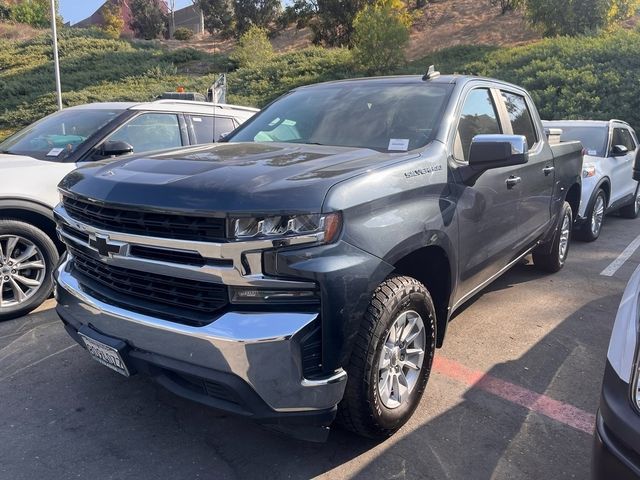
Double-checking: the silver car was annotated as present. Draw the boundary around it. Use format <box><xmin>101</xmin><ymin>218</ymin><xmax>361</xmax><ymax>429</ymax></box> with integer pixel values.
<box><xmin>544</xmin><ymin>120</ymin><xmax>640</xmax><ymax>241</ymax></box>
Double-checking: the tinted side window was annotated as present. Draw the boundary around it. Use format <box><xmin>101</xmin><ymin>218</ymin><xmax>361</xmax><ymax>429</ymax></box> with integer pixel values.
<box><xmin>455</xmin><ymin>89</ymin><xmax>502</xmax><ymax>162</ymax></box>
<box><xmin>501</xmin><ymin>91</ymin><xmax>538</xmax><ymax>148</ymax></box>
<box><xmin>190</xmin><ymin>115</ymin><xmax>236</xmax><ymax>143</ymax></box>
<box><xmin>107</xmin><ymin>113</ymin><xmax>182</xmax><ymax>154</ymax></box>
<box><xmin>622</xmin><ymin>129</ymin><xmax>637</xmax><ymax>151</ymax></box>
<box><xmin>612</xmin><ymin>128</ymin><xmax>628</xmax><ymax>153</ymax></box>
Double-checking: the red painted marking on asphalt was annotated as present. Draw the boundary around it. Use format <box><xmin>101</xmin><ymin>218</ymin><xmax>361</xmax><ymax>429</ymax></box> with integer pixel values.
<box><xmin>432</xmin><ymin>356</ymin><xmax>596</xmax><ymax>434</ymax></box>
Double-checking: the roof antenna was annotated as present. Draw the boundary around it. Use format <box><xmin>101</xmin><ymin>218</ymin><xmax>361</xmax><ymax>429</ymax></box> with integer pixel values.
<box><xmin>422</xmin><ymin>65</ymin><xmax>440</xmax><ymax>81</ymax></box>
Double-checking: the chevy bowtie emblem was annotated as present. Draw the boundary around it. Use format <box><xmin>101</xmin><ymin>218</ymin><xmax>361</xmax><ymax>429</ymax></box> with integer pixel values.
<box><xmin>88</xmin><ymin>234</ymin><xmax>122</xmax><ymax>257</ymax></box>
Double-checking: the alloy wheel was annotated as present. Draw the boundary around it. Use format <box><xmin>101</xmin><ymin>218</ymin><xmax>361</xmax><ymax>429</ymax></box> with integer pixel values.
<box><xmin>559</xmin><ymin>212</ymin><xmax>571</xmax><ymax>261</ymax></box>
<box><xmin>377</xmin><ymin>310</ymin><xmax>426</xmax><ymax>409</ymax></box>
<box><xmin>591</xmin><ymin>194</ymin><xmax>605</xmax><ymax>237</ymax></box>
<box><xmin>0</xmin><ymin>235</ymin><xmax>46</xmax><ymax>308</ymax></box>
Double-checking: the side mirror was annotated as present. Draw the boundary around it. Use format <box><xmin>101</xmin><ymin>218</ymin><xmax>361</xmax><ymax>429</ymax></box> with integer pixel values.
<box><xmin>634</xmin><ymin>151</ymin><xmax>640</xmax><ymax>181</ymax></box>
<box><xmin>460</xmin><ymin>135</ymin><xmax>529</xmax><ymax>186</ymax></box>
<box><xmin>612</xmin><ymin>144</ymin><xmax>629</xmax><ymax>157</ymax></box>
<box><xmin>216</xmin><ymin>131</ymin><xmax>231</xmax><ymax>142</ymax></box>
<box><xmin>100</xmin><ymin>140</ymin><xmax>134</xmax><ymax>157</ymax></box>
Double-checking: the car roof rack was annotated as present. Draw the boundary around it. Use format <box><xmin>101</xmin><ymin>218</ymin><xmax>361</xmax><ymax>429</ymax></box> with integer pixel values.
<box><xmin>422</xmin><ymin>65</ymin><xmax>440</xmax><ymax>81</ymax></box>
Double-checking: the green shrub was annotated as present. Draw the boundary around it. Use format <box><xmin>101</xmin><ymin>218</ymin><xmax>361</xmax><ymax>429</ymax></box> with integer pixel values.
<box><xmin>173</xmin><ymin>27</ymin><xmax>194</xmax><ymax>41</ymax></box>
<box><xmin>11</xmin><ymin>0</ymin><xmax>51</xmax><ymax>28</ymax></box>
<box><xmin>229</xmin><ymin>26</ymin><xmax>273</xmax><ymax>68</ymax></box>
<box><xmin>410</xmin><ymin>30</ymin><xmax>640</xmax><ymax>133</ymax></box>
<box><xmin>353</xmin><ymin>0</ymin><xmax>411</xmax><ymax>75</ymax></box>
<box><xmin>524</xmin><ymin>0</ymin><xmax>609</xmax><ymax>36</ymax></box>
<box><xmin>228</xmin><ymin>46</ymin><xmax>355</xmax><ymax>107</ymax></box>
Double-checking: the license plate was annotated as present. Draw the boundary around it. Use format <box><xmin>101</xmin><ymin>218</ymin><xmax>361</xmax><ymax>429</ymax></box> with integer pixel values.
<box><xmin>79</xmin><ymin>333</ymin><xmax>130</xmax><ymax>377</ymax></box>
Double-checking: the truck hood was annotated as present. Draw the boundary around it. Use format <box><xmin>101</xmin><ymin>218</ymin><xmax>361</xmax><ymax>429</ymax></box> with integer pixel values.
<box><xmin>60</xmin><ymin>142</ymin><xmax>416</xmax><ymax>214</ymax></box>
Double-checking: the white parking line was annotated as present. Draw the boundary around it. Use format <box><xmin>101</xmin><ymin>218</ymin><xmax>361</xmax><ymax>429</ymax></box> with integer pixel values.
<box><xmin>600</xmin><ymin>233</ymin><xmax>640</xmax><ymax>277</ymax></box>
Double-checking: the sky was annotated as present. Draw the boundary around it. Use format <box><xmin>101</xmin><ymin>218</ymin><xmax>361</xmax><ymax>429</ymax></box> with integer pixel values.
<box><xmin>60</xmin><ymin>0</ymin><xmax>193</xmax><ymax>25</ymax></box>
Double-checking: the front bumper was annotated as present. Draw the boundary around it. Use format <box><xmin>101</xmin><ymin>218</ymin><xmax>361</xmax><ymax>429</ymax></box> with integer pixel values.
<box><xmin>55</xmin><ymin>256</ymin><xmax>347</xmax><ymax>435</ymax></box>
<box><xmin>592</xmin><ymin>362</ymin><xmax>640</xmax><ymax>479</ymax></box>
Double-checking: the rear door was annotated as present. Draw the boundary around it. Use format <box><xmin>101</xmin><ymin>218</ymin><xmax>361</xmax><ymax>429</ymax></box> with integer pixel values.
<box><xmin>610</xmin><ymin>126</ymin><xmax>637</xmax><ymax>204</ymax></box>
<box><xmin>187</xmin><ymin>115</ymin><xmax>237</xmax><ymax>144</ymax></box>
<box><xmin>498</xmin><ymin>89</ymin><xmax>554</xmax><ymax>246</ymax></box>
<box><xmin>453</xmin><ymin>86</ymin><xmax>524</xmax><ymax>296</ymax></box>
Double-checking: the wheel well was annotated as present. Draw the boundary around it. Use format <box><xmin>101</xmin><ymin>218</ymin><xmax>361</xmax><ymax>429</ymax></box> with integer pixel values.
<box><xmin>599</xmin><ymin>180</ymin><xmax>611</xmax><ymax>206</ymax></box>
<box><xmin>393</xmin><ymin>246</ymin><xmax>451</xmax><ymax>347</ymax></box>
<box><xmin>0</xmin><ymin>208</ymin><xmax>63</xmax><ymax>252</ymax></box>
<box><xmin>565</xmin><ymin>183</ymin><xmax>581</xmax><ymax>218</ymax></box>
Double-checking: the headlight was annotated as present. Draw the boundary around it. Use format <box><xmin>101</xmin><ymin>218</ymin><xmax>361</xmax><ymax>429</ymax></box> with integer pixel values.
<box><xmin>230</xmin><ymin>212</ymin><xmax>342</xmax><ymax>243</ymax></box>
<box><xmin>583</xmin><ymin>164</ymin><xmax>596</xmax><ymax>178</ymax></box>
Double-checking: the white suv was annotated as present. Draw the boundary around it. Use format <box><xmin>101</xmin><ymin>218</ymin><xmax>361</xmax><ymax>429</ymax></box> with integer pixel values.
<box><xmin>543</xmin><ymin>120</ymin><xmax>640</xmax><ymax>241</ymax></box>
<box><xmin>0</xmin><ymin>100</ymin><xmax>257</xmax><ymax>320</ymax></box>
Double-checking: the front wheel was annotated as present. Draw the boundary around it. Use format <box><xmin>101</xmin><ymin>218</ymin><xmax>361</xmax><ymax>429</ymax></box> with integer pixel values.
<box><xmin>0</xmin><ymin>220</ymin><xmax>59</xmax><ymax>321</ymax></box>
<box><xmin>619</xmin><ymin>184</ymin><xmax>640</xmax><ymax>219</ymax></box>
<box><xmin>337</xmin><ymin>276</ymin><xmax>436</xmax><ymax>438</ymax></box>
<box><xmin>533</xmin><ymin>201</ymin><xmax>572</xmax><ymax>273</ymax></box>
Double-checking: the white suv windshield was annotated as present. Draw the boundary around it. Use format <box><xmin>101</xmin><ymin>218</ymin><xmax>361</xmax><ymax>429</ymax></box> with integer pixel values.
<box><xmin>0</xmin><ymin>108</ymin><xmax>124</xmax><ymax>161</ymax></box>
<box><xmin>229</xmin><ymin>83</ymin><xmax>453</xmax><ymax>152</ymax></box>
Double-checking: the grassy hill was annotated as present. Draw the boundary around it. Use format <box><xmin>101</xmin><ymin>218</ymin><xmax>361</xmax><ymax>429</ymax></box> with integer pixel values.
<box><xmin>1</xmin><ymin>25</ymin><xmax>640</xmax><ymax>141</ymax></box>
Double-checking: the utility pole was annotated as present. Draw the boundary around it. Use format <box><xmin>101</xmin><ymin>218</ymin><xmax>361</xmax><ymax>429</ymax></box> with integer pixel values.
<box><xmin>50</xmin><ymin>0</ymin><xmax>62</xmax><ymax>110</ymax></box>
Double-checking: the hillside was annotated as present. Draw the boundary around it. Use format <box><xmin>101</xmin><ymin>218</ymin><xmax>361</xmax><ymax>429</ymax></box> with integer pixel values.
<box><xmin>1</xmin><ymin>8</ymin><xmax>640</xmax><ymax>141</ymax></box>
<box><xmin>163</xmin><ymin>0</ymin><xmax>541</xmax><ymax>59</ymax></box>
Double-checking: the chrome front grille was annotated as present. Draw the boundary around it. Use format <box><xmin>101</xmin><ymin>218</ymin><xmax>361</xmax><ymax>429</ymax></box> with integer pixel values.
<box><xmin>62</xmin><ymin>195</ymin><xmax>227</xmax><ymax>242</ymax></box>
<box><xmin>70</xmin><ymin>247</ymin><xmax>228</xmax><ymax>326</ymax></box>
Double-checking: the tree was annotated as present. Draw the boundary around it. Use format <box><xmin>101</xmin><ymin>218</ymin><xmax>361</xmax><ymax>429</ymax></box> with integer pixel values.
<box><xmin>524</xmin><ymin>0</ymin><xmax>609</xmax><ymax>36</ymax></box>
<box><xmin>233</xmin><ymin>0</ymin><xmax>281</xmax><ymax>34</ymax></box>
<box><xmin>196</xmin><ymin>0</ymin><xmax>234</xmax><ymax>35</ymax></box>
<box><xmin>353</xmin><ymin>0</ymin><xmax>411</xmax><ymax>74</ymax></box>
<box><xmin>101</xmin><ymin>2</ymin><xmax>124</xmax><ymax>39</ymax></box>
<box><xmin>129</xmin><ymin>0</ymin><xmax>167</xmax><ymax>40</ymax></box>
<box><xmin>11</xmin><ymin>0</ymin><xmax>53</xmax><ymax>28</ymax></box>
<box><xmin>308</xmin><ymin>0</ymin><xmax>376</xmax><ymax>46</ymax></box>
<box><xmin>230</xmin><ymin>25</ymin><xmax>273</xmax><ymax>67</ymax></box>
<box><xmin>607</xmin><ymin>0</ymin><xmax>640</xmax><ymax>23</ymax></box>
<box><xmin>489</xmin><ymin>0</ymin><xmax>523</xmax><ymax>14</ymax></box>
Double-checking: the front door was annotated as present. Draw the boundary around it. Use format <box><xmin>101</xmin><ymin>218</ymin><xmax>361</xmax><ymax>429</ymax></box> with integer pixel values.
<box><xmin>453</xmin><ymin>87</ymin><xmax>524</xmax><ymax>298</ymax></box>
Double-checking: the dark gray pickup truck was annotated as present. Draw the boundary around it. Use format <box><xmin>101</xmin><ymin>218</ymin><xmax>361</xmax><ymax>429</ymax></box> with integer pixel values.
<box><xmin>53</xmin><ymin>73</ymin><xmax>583</xmax><ymax>441</ymax></box>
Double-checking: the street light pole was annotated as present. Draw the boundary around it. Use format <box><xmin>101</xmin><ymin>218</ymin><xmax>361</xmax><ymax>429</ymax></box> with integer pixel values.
<box><xmin>50</xmin><ymin>0</ymin><xmax>62</xmax><ymax>110</ymax></box>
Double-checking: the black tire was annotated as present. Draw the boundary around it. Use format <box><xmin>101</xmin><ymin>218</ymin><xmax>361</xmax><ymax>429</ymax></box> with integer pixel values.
<box><xmin>619</xmin><ymin>183</ymin><xmax>640</xmax><ymax>219</ymax></box>
<box><xmin>533</xmin><ymin>201</ymin><xmax>572</xmax><ymax>273</ymax></box>
<box><xmin>576</xmin><ymin>189</ymin><xmax>606</xmax><ymax>242</ymax></box>
<box><xmin>0</xmin><ymin>219</ymin><xmax>59</xmax><ymax>321</ymax></box>
<box><xmin>337</xmin><ymin>275</ymin><xmax>436</xmax><ymax>438</ymax></box>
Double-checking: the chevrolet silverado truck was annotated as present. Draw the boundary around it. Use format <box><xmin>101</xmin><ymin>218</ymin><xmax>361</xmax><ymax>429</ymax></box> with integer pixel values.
<box><xmin>53</xmin><ymin>73</ymin><xmax>583</xmax><ymax>441</ymax></box>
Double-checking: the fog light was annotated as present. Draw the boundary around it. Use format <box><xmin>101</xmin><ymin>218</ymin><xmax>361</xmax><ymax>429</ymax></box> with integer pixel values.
<box><xmin>229</xmin><ymin>287</ymin><xmax>319</xmax><ymax>304</ymax></box>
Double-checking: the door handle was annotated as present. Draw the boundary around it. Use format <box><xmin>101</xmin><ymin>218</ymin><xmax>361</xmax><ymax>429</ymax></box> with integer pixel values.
<box><xmin>543</xmin><ymin>166</ymin><xmax>555</xmax><ymax>176</ymax></box>
<box><xmin>506</xmin><ymin>176</ymin><xmax>522</xmax><ymax>189</ymax></box>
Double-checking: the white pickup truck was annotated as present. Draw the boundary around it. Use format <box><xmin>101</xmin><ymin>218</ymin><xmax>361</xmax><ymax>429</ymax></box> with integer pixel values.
<box><xmin>0</xmin><ymin>99</ymin><xmax>257</xmax><ymax>320</ymax></box>
<box><xmin>544</xmin><ymin>120</ymin><xmax>640</xmax><ymax>241</ymax></box>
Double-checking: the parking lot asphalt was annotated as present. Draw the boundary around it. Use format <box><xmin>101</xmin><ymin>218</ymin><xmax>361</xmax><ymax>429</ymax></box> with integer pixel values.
<box><xmin>1</xmin><ymin>214</ymin><xmax>640</xmax><ymax>480</ymax></box>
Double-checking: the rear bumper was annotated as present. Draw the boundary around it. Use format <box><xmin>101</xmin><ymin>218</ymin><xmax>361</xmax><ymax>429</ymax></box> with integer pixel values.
<box><xmin>55</xmin><ymin>256</ymin><xmax>347</xmax><ymax>434</ymax></box>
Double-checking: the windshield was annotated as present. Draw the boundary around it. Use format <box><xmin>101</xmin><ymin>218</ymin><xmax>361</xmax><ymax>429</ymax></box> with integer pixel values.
<box><xmin>556</xmin><ymin>125</ymin><xmax>609</xmax><ymax>157</ymax></box>
<box><xmin>229</xmin><ymin>83</ymin><xmax>453</xmax><ymax>152</ymax></box>
<box><xmin>0</xmin><ymin>108</ymin><xmax>124</xmax><ymax>161</ymax></box>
